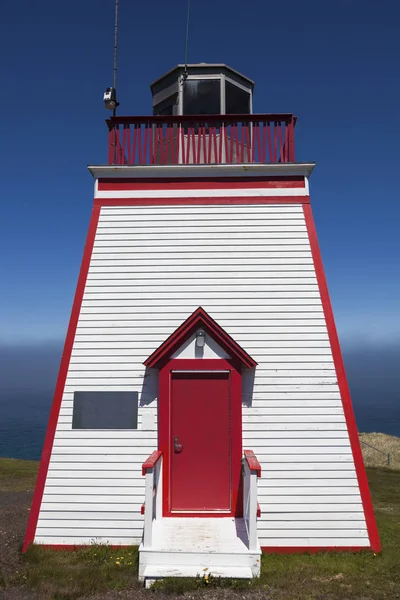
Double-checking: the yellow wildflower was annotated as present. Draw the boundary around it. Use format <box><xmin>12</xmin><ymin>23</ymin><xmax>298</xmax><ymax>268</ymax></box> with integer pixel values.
<box><xmin>116</xmin><ymin>561</ymin><xmax>120</xmax><ymax>565</ymax></box>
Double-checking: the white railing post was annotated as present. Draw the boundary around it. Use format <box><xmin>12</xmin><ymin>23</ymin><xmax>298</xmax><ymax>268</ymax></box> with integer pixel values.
<box><xmin>142</xmin><ymin>450</ymin><xmax>163</xmax><ymax>549</ymax></box>
<box><xmin>247</xmin><ymin>468</ymin><xmax>258</xmax><ymax>551</ymax></box>
<box><xmin>154</xmin><ymin>456</ymin><xmax>163</xmax><ymax>521</ymax></box>
<box><xmin>143</xmin><ymin>468</ymin><xmax>154</xmax><ymax>548</ymax></box>
<box><xmin>243</xmin><ymin>450</ymin><xmax>261</xmax><ymax>552</ymax></box>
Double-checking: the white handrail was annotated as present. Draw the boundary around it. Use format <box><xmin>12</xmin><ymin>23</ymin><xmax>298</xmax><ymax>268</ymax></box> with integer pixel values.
<box><xmin>243</xmin><ymin>450</ymin><xmax>261</xmax><ymax>551</ymax></box>
<box><xmin>142</xmin><ymin>451</ymin><xmax>163</xmax><ymax>548</ymax></box>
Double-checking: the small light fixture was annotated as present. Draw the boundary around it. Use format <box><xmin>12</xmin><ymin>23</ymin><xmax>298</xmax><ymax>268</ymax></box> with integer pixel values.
<box><xmin>103</xmin><ymin>87</ymin><xmax>119</xmax><ymax>110</ymax></box>
<box><xmin>196</xmin><ymin>329</ymin><xmax>205</xmax><ymax>348</ymax></box>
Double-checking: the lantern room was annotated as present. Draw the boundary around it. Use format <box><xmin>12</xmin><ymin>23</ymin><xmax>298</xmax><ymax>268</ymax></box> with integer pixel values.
<box><xmin>150</xmin><ymin>63</ymin><xmax>254</xmax><ymax>117</ymax></box>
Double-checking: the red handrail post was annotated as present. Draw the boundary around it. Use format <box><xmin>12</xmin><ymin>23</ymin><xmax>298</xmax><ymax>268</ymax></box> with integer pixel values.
<box><xmin>288</xmin><ymin>116</ymin><xmax>295</xmax><ymax>162</ymax></box>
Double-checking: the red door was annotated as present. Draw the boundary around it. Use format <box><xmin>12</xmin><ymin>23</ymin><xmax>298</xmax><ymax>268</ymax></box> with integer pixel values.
<box><xmin>170</xmin><ymin>371</ymin><xmax>231</xmax><ymax>512</ymax></box>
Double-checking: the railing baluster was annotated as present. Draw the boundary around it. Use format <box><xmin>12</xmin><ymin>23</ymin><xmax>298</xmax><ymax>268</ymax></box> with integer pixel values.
<box><xmin>132</xmin><ymin>124</ymin><xmax>137</xmax><ymax>164</ymax></box>
<box><xmin>253</xmin><ymin>123</ymin><xmax>261</xmax><ymax>163</ymax></box>
<box><xmin>180</xmin><ymin>124</ymin><xmax>186</xmax><ymax>164</ymax></box>
<box><xmin>137</xmin><ymin>125</ymin><xmax>143</xmax><ymax>165</ymax></box>
<box><xmin>153</xmin><ymin>124</ymin><xmax>159</xmax><ymax>165</ymax></box>
<box><xmin>208</xmin><ymin>126</ymin><xmax>213</xmax><ymax>164</ymax></box>
<box><xmin>243</xmin><ymin>123</ymin><xmax>250</xmax><ymax>163</ymax></box>
<box><xmin>173</xmin><ymin>125</ymin><xmax>179</xmax><ymax>164</ymax></box>
<box><xmin>197</xmin><ymin>125</ymin><xmax>203</xmax><ymax>164</ymax></box>
<box><xmin>143</xmin><ymin>124</ymin><xmax>149</xmax><ymax>165</ymax></box>
<box><xmin>108</xmin><ymin>125</ymin><xmax>115</xmax><ymax>164</ymax></box>
<box><xmin>288</xmin><ymin>117</ymin><xmax>295</xmax><ymax>162</ymax></box>
<box><xmin>277</xmin><ymin>122</ymin><xmax>284</xmax><ymax>163</ymax></box>
<box><xmin>191</xmin><ymin>127</ymin><xmax>197</xmax><ymax>164</ymax></box>
<box><xmin>273</xmin><ymin>122</ymin><xmax>279</xmax><ymax>162</ymax></box>
<box><xmin>122</xmin><ymin>125</ymin><xmax>128</xmax><ymax>164</ymax></box>
<box><xmin>219</xmin><ymin>123</ymin><xmax>225</xmax><ymax>164</ymax></box>
<box><xmin>202</xmin><ymin>125</ymin><xmax>208</xmax><ymax>164</ymax></box>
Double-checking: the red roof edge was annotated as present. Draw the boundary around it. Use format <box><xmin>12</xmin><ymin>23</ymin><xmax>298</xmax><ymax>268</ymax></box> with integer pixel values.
<box><xmin>144</xmin><ymin>307</ymin><xmax>257</xmax><ymax>370</ymax></box>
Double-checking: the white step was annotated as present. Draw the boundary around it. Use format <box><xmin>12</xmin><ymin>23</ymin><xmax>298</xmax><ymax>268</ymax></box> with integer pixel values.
<box><xmin>139</xmin><ymin>517</ymin><xmax>261</xmax><ymax>583</ymax></box>
<box><xmin>143</xmin><ymin>565</ymin><xmax>253</xmax><ymax>588</ymax></box>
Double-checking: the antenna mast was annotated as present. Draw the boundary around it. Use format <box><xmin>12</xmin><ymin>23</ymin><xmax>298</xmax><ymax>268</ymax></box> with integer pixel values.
<box><xmin>183</xmin><ymin>0</ymin><xmax>191</xmax><ymax>77</ymax></box>
<box><xmin>113</xmin><ymin>0</ymin><xmax>119</xmax><ymax>116</ymax></box>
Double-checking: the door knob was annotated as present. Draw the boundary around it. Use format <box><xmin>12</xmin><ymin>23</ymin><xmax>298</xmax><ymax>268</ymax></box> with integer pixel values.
<box><xmin>174</xmin><ymin>436</ymin><xmax>183</xmax><ymax>453</ymax></box>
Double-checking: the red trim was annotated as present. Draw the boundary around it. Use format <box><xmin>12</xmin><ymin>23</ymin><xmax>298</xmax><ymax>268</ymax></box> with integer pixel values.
<box><xmin>257</xmin><ymin>502</ymin><xmax>261</xmax><ymax>518</ymax></box>
<box><xmin>95</xmin><ymin>196</ymin><xmax>310</xmax><ymax>207</ymax></box>
<box><xmin>140</xmin><ymin>504</ymin><xmax>145</xmax><ymax>515</ymax></box>
<box><xmin>244</xmin><ymin>449</ymin><xmax>262</xmax><ymax>477</ymax></box>
<box><xmin>98</xmin><ymin>177</ymin><xmax>305</xmax><ymax>191</ymax></box>
<box><xmin>107</xmin><ymin>113</ymin><xmax>296</xmax><ymax>125</ymax></box>
<box><xmin>144</xmin><ymin>307</ymin><xmax>257</xmax><ymax>370</ymax></box>
<box><xmin>303</xmin><ymin>204</ymin><xmax>381</xmax><ymax>553</ymax></box>
<box><xmin>158</xmin><ymin>359</ymin><xmax>243</xmax><ymax>518</ymax></box>
<box><xmin>142</xmin><ymin>450</ymin><xmax>163</xmax><ymax>475</ymax></box>
<box><xmin>38</xmin><ymin>544</ymin><xmax>374</xmax><ymax>553</ymax></box>
<box><xmin>22</xmin><ymin>205</ymin><xmax>101</xmax><ymax>553</ymax></box>
<box><xmin>37</xmin><ymin>545</ymin><xmax>133</xmax><ymax>551</ymax></box>
<box><xmin>261</xmin><ymin>546</ymin><xmax>375</xmax><ymax>554</ymax></box>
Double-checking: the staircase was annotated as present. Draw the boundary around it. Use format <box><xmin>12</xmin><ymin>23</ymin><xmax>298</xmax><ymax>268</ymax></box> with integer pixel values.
<box><xmin>139</xmin><ymin>450</ymin><xmax>261</xmax><ymax>587</ymax></box>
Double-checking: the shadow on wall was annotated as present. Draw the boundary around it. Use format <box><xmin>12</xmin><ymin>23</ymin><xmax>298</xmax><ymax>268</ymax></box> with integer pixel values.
<box><xmin>242</xmin><ymin>368</ymin><xmax>256</xmax><ymax>407</ymax></box>
<box><xmin>140</xmin><ymin>367</ymin><xmax>159</xmax><ymax>407</ymax></box>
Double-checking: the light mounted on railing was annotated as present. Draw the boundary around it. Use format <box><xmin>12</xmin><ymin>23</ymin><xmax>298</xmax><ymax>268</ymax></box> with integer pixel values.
<box><xmin>103</xmin><ymin>87</ymin><xmax>119</xmax><ymax>111</ymax></box>
<box><xmin>196</xmin><ymin>329</ymin><xmax>205</xmax><ymax>348</ymax></box>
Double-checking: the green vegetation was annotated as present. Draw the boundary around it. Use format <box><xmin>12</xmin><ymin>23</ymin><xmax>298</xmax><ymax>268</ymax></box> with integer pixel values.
<box><xmin>360</xmin><ymin>433</ymin><xmax>400</xmax><ymax>470</ymax></box>
<box><xmin>19</xmin><ymin>544</ymin><xmax>140</xmax><ymax>598</ymax></box>
<box><xmin>0</xmin><ymin>457</ymin><xmax>38</xmax><ymax>491</ymax></box>
<box><xmin>0</xmin><ymin>447</ymin><xmax>399</xmax><ymax>599</ymax></box>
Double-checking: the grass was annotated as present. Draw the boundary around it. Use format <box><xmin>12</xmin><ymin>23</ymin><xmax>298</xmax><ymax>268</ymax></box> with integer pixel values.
<box><xmin>360</xmin><ymin>433</ymin><xmax>400</xmax><ymax>470</ymax></box>
<box><xmin>18</xmin><ymin>544</ymin><xmax>140</xmax><ymax>599</ymax></box>
<box><xmin>0</xmin><ymin>457</ymin><xmax>39</xmax><ymax>492</ymax></box>
<box><xmin>0</xmin><ymin>441</ymin><xmax>399</xmax><ymax>599</ymax></box>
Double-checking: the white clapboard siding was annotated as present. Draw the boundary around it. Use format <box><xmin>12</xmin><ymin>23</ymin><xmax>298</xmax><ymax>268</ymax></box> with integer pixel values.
<box><xmin>36</xmin><ymin>202</ymin><xmax>369</xmax><ymax>549</ymax></box>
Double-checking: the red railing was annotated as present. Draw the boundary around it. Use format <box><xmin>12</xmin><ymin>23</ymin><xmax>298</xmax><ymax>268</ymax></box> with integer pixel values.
<box><xmin>106</xmin><ymin>114</ymin><xmax>296</xmax><ymax>166</ymax></box>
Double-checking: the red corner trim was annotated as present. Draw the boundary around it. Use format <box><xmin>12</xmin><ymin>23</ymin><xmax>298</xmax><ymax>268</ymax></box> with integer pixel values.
<box><xmin>22</xmin><ymin>205</ymin><xmax>101</xmax><ymax>553</ymax></box>
<box><xmin>261</xmin><ymin>546</ymin><xmax>375</xmax><ymax>554</ymax></box>
<box><xmin>140</xmin><ymin>504</ymin><xmax>145</xmax><ymax>515</ymax></box>
<box><xmin>144</xmin><ymin>307</ymin><xmax>257</xmax><ymax>370</ymax></box>
<box><xmin>303</xmin><ymin>203</ymin><xmax>381</xmax><ymax>553</ymax></box>
<box><xmin>142</xmin><ymin>450</ymin><xmax>163</xmax><ymax>476</ymax></box>
<box><xmin>257</xmin><ymin>502</ymin><xmax>261</xmax><ymax>518</ymax></box>
<box><xmin>244</xmin><ymin>449</ymin><xmax>262</xmax><ymax>477</ymax></box>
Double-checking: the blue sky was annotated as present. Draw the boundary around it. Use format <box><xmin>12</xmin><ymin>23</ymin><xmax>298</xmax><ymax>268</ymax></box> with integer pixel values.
<box><xmin>0</xmin><ymin>0</ymin><xmax>399</xmax><ymax>346</ymax></box>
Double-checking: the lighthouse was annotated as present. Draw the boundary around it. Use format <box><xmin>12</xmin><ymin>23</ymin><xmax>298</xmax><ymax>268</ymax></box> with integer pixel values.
<box><xmin>24</xmin><ymin>63</ymin><xmax>380</xmax><ymax>583</ymax></box>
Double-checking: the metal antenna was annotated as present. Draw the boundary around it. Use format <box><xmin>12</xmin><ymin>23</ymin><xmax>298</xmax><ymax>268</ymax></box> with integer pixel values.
<box><xmin>183</xmin><ymin>0</ymin><xmax>191</xmax><ymax>77</ymax></box>
<box><xmin>113</xmin><ymin>0</ymin><xmax>119</xmax><ymax>116</ymax></box>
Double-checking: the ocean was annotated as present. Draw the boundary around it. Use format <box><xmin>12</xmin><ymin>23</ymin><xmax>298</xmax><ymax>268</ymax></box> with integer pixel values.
<box><xmin>0</xmin><ymin>342</ymin><xmax>399</xmax><ymax>461</ymax></box>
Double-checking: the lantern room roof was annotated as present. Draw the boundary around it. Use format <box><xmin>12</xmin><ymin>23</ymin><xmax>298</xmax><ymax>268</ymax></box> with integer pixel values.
<box><xmin>150</xmin><ymin>63</ymin><xmax>255</xmax><ymax>92</ymax></box>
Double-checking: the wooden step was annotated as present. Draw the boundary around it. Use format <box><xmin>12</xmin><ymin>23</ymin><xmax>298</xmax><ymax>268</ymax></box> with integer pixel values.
<box><xmin>139</xmin><ymin>517</ymin><xmax>261</xmax><ymax>583</ymax></box>
<box><xmin>143</xmin><ymin>565</ymin><xmax>253</xmax><ymax>588</ymax></box>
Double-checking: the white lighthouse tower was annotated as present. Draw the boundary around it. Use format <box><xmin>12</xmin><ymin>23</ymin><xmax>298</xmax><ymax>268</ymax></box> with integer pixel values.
<box><xmin>24</xmin><ymin>64</ymin><xmax>380</xmax><ymax>584</ymax></box>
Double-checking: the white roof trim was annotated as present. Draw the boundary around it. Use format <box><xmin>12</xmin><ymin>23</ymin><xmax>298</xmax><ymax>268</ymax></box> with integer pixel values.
<box><xmin>88</xmin><ymin>163</ymin><xmax>315</xmax><ymax>180</ymax></box>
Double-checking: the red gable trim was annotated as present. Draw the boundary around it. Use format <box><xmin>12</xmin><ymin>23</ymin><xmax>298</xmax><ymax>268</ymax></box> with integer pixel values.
<box><xmin>144</xmin><ymin>307</ymin><xmax>257</xmax><ymax>370</ymax></box>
